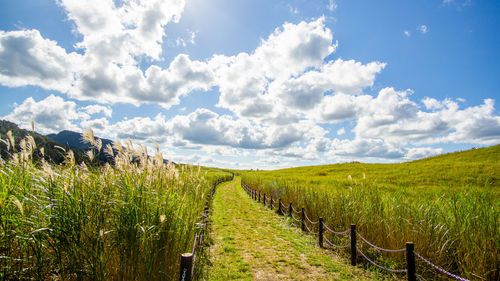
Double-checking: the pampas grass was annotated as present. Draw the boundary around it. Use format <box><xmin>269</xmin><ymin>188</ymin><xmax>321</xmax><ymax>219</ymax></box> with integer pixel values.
<box><xmin>0</xmin><ymin>130</ymin><xmax>230</xmax><ymax>280</ymax></box>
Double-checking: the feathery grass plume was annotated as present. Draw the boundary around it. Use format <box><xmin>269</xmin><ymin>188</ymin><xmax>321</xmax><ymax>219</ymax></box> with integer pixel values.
<box><xmin>82</xmin><ymin>128</ymin><xmax>95</xmax><ymax>146</ymax></box>
<box><xmin>19</xmin><ymin>139</ymin><xmax>28</xmax><ymax>163</ymax></box>
<box><xmin>347</xmin><ymin>174</ymin><xmax>352</xmax><ymax>180</ymax></box>
<box><xmin>6</xmin><ymin>130</ymin><xmax>15</xmax><ymax>151</ymax></box>
<box><xmin>41</xmin><ymin>158</ymin><xmax>53</xmax><ymax>178</ymax></box>
<box><xmin>112</xmin><ymin>140</ymin><xmax>123</xmax><ymax>155</ymax></box>
<box><xmin>54</xmin><ymin>145</ymin><xmax>66</xmax><ymax>152</ymax></box>
<box><xmin>125</xmin><ymin>138</ymin><xmax>133</xmax><ymax>152</ymax></box>
<box><xmin>86</xmin><ymin>150</ymin><xmax>95</xmax><ymax>162</ymax></box>
<box><xmin>104</xmin><ymin>143</ymin><xmax>114</xmax><ymax>157</ymax></box>
<box><xmin>67</xmin><ymin>150</ymin><xmax>75</xmax><ymax>167</ymax></box>
<box><xmin>155</xmin><ymin>152</ymin><xmax>163</xmax><ymax>167</ymax></box>
<box><xmin>40</xmin><ymin>147</ymin><xmax>45</xmax><ymax>157</ymax></box>
<box><xmin>10</xmin><ymin>195</ymin><xmax>23</xmax><ymax>215</ymax></box>
<box><xmin>26</xmin><ymin>135</ymin><xmax>36</xmax><ymax>151</ymax></box>
<box><xmin>31</xmin><ymin>120</ymin><xmax>35</xmax><ymax>132</ymax></box>
<box><xmin>0</xmin><ymin>137</ymin><xmax>10</xmax><ymax>151</ymax></box>
<box><xmin>154</xmin><ymin>142</ymin><xmax>159</xmax><ymax>153</ymax></box>
<box><xmin>94</xmin><ymin>138</ymin><xmax>102</xmax><ymax>152</ymax></box>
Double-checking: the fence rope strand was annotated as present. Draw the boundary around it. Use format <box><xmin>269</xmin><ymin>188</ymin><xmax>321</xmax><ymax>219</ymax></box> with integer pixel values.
<box><xmin>304</xmin><ymin>212</ymin><xmax>319</xmax><ymax>225</ymax></box>
<box><xmin>323</xmin><ymin>224</ymin><xmax>350</xmax><ymax>235</ymax></box>
<box><xmin>356</xmin><ymin>232</ymin><xmax>406</xmax><ymax>252</ymax></box>
<box><xmin>324</xmin><ymin>236</ymin><xmax>350</xmax><ymax>249</ymax></box>
<box><xmin>291</xmin><ymin>212</ymin><xmax>302</xmax><ymax>222</ymax></box>
<box><xmin>304</xmin><ymin>221</ymin><xmax>318</xmax><ymax>235</ymax></box>
<box><xmin>414</xmin><ymin>251</ymin><xmax>470</xmax><ymax>281</ymax></box>
<box><xmin>191</xmin><ymin>232</ymin><xmax>199</xmax><ymax>254</ymax></box>
<box><xmin>291</xmin><ymin>205</ymin><xmax>302</xmax><ymax>214</ymax></box>
<box><xmin>356</xmin><ymin>248</ymin><xmax>407</xmax><ymax>273</ymax></box>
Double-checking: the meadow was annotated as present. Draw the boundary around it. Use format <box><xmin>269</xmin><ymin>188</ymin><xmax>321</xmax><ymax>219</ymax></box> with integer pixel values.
<box><xmin>0</xmin><ymin>129</ymin><xmax>229</xmax><ymax>280</ymax></box>
<box><xmin>239</xmin><ymin>145</ymin><xmax>499</xmax><ymax>280</ymax></box>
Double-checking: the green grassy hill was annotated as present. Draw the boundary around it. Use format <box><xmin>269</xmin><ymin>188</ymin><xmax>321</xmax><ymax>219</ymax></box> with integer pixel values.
<box><xmin>237</xmin><ymin>145</ymin><xmax>499</xmax><ymax>280</ymax></box>
<box><xmin>243</xmin><ymin>144</ymin><xmax>500</xmax><ymax>191</ymax></box>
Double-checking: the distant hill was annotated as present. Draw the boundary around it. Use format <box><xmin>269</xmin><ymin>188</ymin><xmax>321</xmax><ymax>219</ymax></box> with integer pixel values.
<box><xmin>411</xmin><ymin>144</ymin><xmax>500</xmax><ymax>164</ymax></box>
<box><xmin>47</xmin><ymin>130</ymin><xmax>114</xmax><ymax>150</ymax></box>
<box><xmin>234</xmin><ymin>144</ymin><xmax>500</xmax><ymax>189</ymax></box>
<box><xmin>0</xmin><ymin>120</ymin><xmax>86</xmax><ymax>164</ymax></box>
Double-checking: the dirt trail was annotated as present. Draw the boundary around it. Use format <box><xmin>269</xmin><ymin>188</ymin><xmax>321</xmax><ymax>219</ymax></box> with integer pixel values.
<box><xmin>208</xmin><ymin>177</ymin><xmax>379</xmax><ymax>281</ymax></box>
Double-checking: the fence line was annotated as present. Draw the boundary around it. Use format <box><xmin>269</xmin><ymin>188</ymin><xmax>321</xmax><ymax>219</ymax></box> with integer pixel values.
<box><xmin>178</xmin><ymin>173</ymin><xmax>234</xmax><ymax>281</ymax></box>
<box><xmin>241</xmin><ymin>180</ymin><xmax>471</xmax><ymax>281</ymax></box>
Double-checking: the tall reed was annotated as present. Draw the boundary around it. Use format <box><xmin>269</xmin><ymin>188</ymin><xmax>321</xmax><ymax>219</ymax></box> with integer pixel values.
<box><xmin>0</xmin><ymin>130</ymin><xmax>228</xmax><ymax>280</ymax></box>
<box><xmin>240</xmin><ymin>149</ymin><xmax>499</xmax><ymax>280</ymax></box>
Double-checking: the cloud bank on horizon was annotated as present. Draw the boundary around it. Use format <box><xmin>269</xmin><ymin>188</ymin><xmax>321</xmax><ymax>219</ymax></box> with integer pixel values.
<box><xmin>0</xmin><ymin>0</ymin><xmax>499</xmax><ymax>169</ymax></box>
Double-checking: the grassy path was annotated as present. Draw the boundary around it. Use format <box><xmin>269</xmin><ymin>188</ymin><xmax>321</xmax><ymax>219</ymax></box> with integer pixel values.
<box><xmin>208</xmin><ymin>177</ymin><xmax>384</xmax><ymax>281</ymax></box>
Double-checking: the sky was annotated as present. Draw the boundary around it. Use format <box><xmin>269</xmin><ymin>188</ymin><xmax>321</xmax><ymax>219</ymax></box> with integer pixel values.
<box><xmin>0</xmin><ymin>0</ymin><xmax>499</xmax><ymax>169</ymax></box>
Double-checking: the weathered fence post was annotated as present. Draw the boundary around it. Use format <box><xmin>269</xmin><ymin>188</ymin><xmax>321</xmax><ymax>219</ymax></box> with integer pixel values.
<box><xmin>319</xmin><ymin>217</ymin><xmax>324</xmax><ymax>248</ymax></box>
<box><xmin>406</xmin><ymin>242</ymin><xmax>416</xmax><ymax>281</ymax></box>
<box><xmin>301</xmin><ymin>208</ymin><xmax>305</xmax><ymax>231</ymax></box>
<box><xmin>263</xmin><ymin>194</ymin><xmax>266</xmax><ymax>205</ymax></box>
<box><xmin>278</xmin><ymin>198</ymin><xmax>282</xmax><ymax>215</ymax></box>
<box><xmin>350</xmin><ymin>224</ymin><xmax>356</xmax><ymax>266</ymax></box>
<box><xmin>258</xmin><ymin>191</ymin><xmax>261</xmax><ymax>202</ymax></box>
<box><xmin>180</xmin><ymin>253</ymin><xmax>193</xmax><ymax>281</ymax></box>
<box><xmin>270</xmin><ymin>196</ymin><xmax>273</xmax><ymax>210</ymax></box>
<box><xmin>288</xmin><ymin>203</ymin><xmax>292</xmax><ymax>218</ymax></box>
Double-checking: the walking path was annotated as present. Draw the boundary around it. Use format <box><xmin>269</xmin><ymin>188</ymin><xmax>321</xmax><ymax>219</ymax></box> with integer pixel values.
<box><xmin>208</xmin><ymin>177</ymin><xmax>383</xmax><ymax>280</ymax></box>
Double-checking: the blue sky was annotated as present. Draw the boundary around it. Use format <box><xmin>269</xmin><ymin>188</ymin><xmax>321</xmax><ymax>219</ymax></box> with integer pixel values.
<box><xmin>0</xmin><ymin>0</ymin><xmax>499</xmax><ymax>169</ymax></box>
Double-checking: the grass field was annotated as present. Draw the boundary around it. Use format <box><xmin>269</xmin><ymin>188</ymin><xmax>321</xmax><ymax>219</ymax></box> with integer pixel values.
<box><xmin>238</xmin><ymin>145</ymin><xmax>499</xmax><ymax>280</ymax></box>
<box><xmin>209</xmin><ymin>178</ymin><xmax>384</xmax><ymax>281</ymax></box>
<box><xmin>0</xmin><ymin>131</ymin><xmax>229</xmax><ymax>280</ymax></box>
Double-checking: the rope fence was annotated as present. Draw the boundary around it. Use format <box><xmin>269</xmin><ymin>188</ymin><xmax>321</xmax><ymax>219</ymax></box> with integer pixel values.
<box><xmin>241</xmin><ymin>180</ymin><xmax>472</xmax><ymax>281</ymax></box>
<box><xmin>178</xmin><ymin>173</ymin><xmax>234</xmax><ymax>281</ymax></box>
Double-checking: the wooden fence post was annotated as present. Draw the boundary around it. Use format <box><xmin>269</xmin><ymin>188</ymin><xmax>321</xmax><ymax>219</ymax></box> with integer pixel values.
<box><xmin>406</xmin><ymin>242</ymin><xmax>416</xmax><ymax>281</ymax></box>
<box><xmin>288</xmin><ymin>203</ymin><xmax>292</xmax><ymax>218</ymax></box>
<box><xmin>258</xmin><ymin>191</ymin><xmax>261</xmax><ymax>202</ymax></box>
<box><xmin>263</xmin><ymin>194</ymin><xmax>266</xmax><ymax>205</ymax></box>
<box><xmin>301</xmin><ymin>208</ymin><xmax>305</xmax><ymax>231</ymax></box>
<box><xmin>319</xmin><ymin>217</ymin><xmax>324</xmax><ymax>248</ymax></box>
<box><xmin>180</xmin><ymin>253</ymin><xmax>193</xmax><ymax>281</ymax></box>
<box><xmin>278</xmin><ymin>198</ymin><xmax>282</xmax><ymax>215</ymax></box>
<box><xmin>350</xmin><ymin>224</ymin><xmax>356</xmax><ymax>266</ymax></box>
<box><xmin>270</xmin><ymin>196</ymin><xmax>273</xmax><ymax>210</ymax></box>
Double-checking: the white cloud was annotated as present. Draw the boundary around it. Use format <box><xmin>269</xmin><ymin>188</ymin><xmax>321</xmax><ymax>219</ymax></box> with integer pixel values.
<box><xmin>82</xmin><ymin>105</ymin><xmax>112</xmax><ymax>117</ymax></box>
<box><xmin>327</xmin><ymin>0</ymin><xmax>338</xmax><ymax>12</ymax></box>
<box><xmin>405</xmin><ymin>147</ymin><xmax>443</xmax><ymax>160</ymax></box>
<box><xmin>337</xmin><ymin>127</ymin><xmax>346</xmax><ymax>135</ymax></box>
<box><xmin>327</xmin><ymin>138</ymin><xmax>406</xmax><ymax>159</ymax></box>
<box><xmin>288</xmin><ymin>5</ymin><xmax>299</xmax><ymax>15</ymax></box>
<box><xmin>404</xmin><ymin>30</ymin><xmax>410</xmax><ymax>37</ymax></box>
<box><xmin>3</xmin><ymin>95</ymin><xmax>85</xmax><ymax>134</ymax></box>
<box><xmin>0</xmin><ymin>1</ymin><xmax>203</xmax><ymax>109</ymax></box>
<box><xmin>418</xmin><ymin>25</ymin><xmax>428</xmax><ymax>34</ymax></box>
<box><xmin>0</xmin><ymin>29</ymin><xmax>82</xmax><ymax>92</ymax></box>
<box><xmin>422</xmin><ymin>97</ymin><xmax>443</xmax><ymax>110</ymax></box>
<box><xmin>353</xmin><ymin>88</ymin><xmax>500</xmax><ymax>146</ymax></box>
<box><xmin>169</xmin><ymin>109</ymin><xmax>325</xmax><ymax>149</ymax></box>
<box><xmin>111</xmin><ymin>113</ymin><xmax>170</xmax><ymax>142</ymax></box>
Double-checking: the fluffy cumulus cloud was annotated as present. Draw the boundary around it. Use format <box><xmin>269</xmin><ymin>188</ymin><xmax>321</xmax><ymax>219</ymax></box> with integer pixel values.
<box><xmin>1</xmin><ymin>2</ymin><xmax>499</xmax><ymax>167</ymax></box>
<box><xmin>106</xmin><ymin>108</ymin><xmax>325</xmax><ymax>150</ymax></box>
<box><xmin>0</xmin><ymin>0</ymin><xmax>216</xmax><ymax>109</ymax></box>
<box><xmin>3</xmin><ymin>95</ymin><xmax>85</xmax><ymax>134</ymax></box>
<box><xmin>214</xmin><ymin>17</ymin><xmax>386</xmax><ymax>126</ymax></box>
<box><xmin>0</xmin><ymin>30</ymin><xmax>81</xmax><ymax>92</ymax></box>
